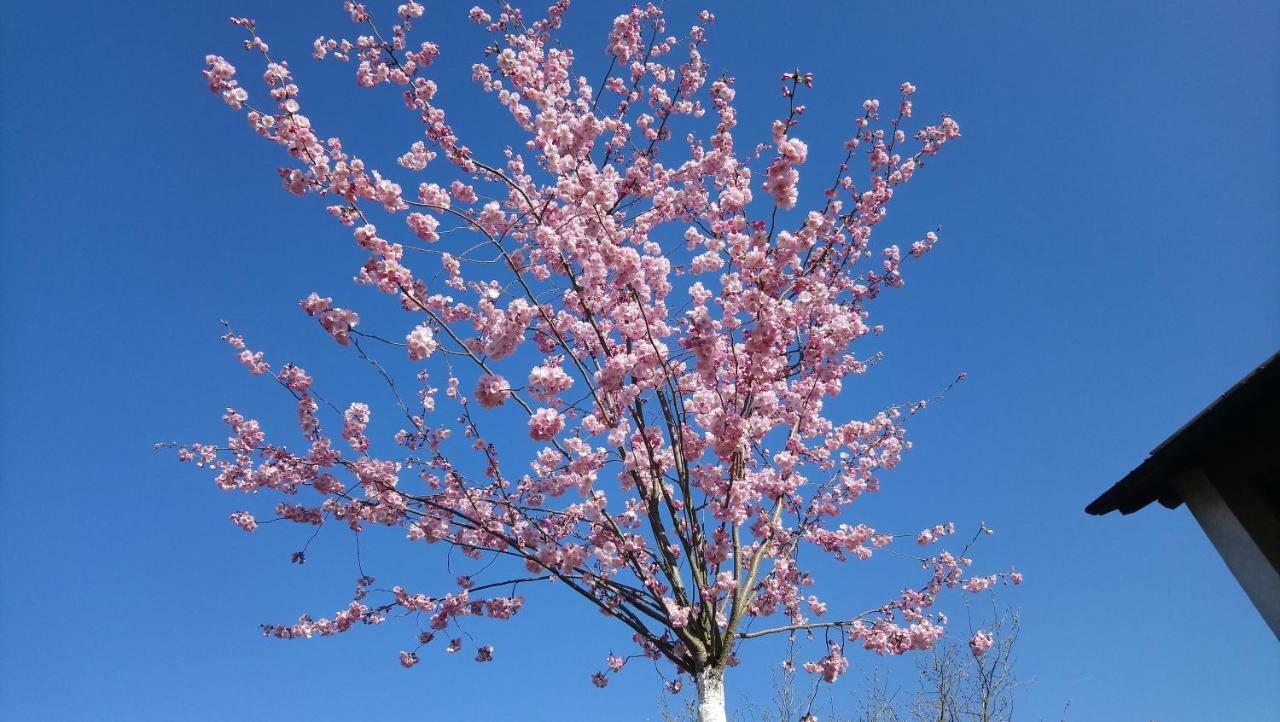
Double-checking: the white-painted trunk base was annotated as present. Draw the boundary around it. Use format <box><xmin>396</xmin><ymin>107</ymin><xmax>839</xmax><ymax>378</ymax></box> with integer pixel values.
<box><xmin>696</xmin><ymin>668</ymin><xmax>727</xmax><ymax>722</ymax></box>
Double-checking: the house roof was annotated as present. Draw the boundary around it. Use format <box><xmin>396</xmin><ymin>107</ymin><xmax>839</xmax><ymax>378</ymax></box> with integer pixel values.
<box><xmin>1086</xmin><ymin>351</ymin><xmax>1280</xmax><ymax>516</ymax></box>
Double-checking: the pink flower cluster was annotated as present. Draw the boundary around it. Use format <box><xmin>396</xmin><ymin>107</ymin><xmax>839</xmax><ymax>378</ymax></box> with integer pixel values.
<box><xmin>342</xmin><ymin>402</ymin><xmax>370</xmax><ymax>452</ymax></box>
<box><xmin>300</xmin><ymin>292</ymin><xmax>359</xmax><ymax>345</ymax></box>
<box><xmin>803</xmin><ymin>643</ymin><xmax>849</xmax><ymax>683</ymax></box>
<box><xmin>229</xmin><ymin>510</ymin><xmax>258</xmax><ymax>532</ymax></box>
<box><xmin>969</xmin><ymin>630</ymin><xmax>994</xmax><ymax>657</ymax></box>
<box><xmin>917</xmin><ymin>522</ymin><xmax>956</xmax><ymax>545</ymax></box>
<box><xmin>527</xmin><ymin>407</ymin><xmax>563</xmax><ymax>441</ymax></box>
<box><xmin>473</xmin><ymin>374</ymin><xmax>510</xmax><ymax>409</ymax></box>
<box><xmin>406</xmin><ymin>323</ymin><xmax>437</xmax><ymax>361</ymax></box>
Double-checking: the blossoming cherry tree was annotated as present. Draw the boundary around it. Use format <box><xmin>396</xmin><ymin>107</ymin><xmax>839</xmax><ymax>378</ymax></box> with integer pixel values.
<box><xmin>184</xmin><ymin>3</ymin><xmax>1018</xmax><ymax>720</ymax></box>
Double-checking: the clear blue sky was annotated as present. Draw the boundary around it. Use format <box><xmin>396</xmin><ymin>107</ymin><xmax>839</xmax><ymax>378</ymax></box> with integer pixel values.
<box><xmin>2</xmin><ymin>1</ymin><xmax>1277</xmax><ymax>720</ymax></box>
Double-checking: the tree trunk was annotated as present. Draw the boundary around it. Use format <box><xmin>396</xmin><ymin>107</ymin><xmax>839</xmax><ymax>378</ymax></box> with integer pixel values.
<box><xmin>695</xmin><ymin>666</ymin><xmax>727</xmax><ymax>722</ymax></box>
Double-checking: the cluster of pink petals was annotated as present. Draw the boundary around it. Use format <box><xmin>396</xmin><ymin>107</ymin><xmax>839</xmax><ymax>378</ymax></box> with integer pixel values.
<box><xmin>528</xmin><ymin>359</ymin><xmax>574</xmax><ymax>403</ymax></box>
<box><xmin>917</xmin><ymin>522</ymin><xmax>956</xmax><ymax>545</ymax></box>
<box><xmin>527</xmin><ymin>407</ymin><xmax>563</xmax><ymax>441</ymax></box>
<box><xmin>850</xmin><ymin>618</ymin><xmax>946</xmax><ymax>657</ymax></box>
<box><xmin>473</xmin><ymin>374</ymin><xmax>510</xmax><ymax>409</ymax></box>
<box><xmin>300</xmin><ymin>292</ymin><xmax>359</xmax><ymax>345</ymax></box>
<box><xmin>910</xmin><ymin>230</ymin><xmax>940</xmax><ymax>258</ymax></box>
<box><xmin>406</xmin><ymin>323</ymin><xmax>437</xmax><ymax>360</ymax></box>
<box><xmin>969</xmin><ymin>630</ymin><xmax>994</xmax><ymax>657</ymax></box>
<box><xmin>342</xmin><ymin>402</ymin><xmax>370</xmax><ymax>452</ymax></box>
<box><xmin>229</xmin><ymin>510</ymin><xmax>258</xmax><ymax>532</ymax></box>
<box><xmin>803</xmin><ymin>643</ymin><xmax>850</xmax><ymax>683</ymax></box>
<box><xmin>963</xmin><ymin>575</ymin><xmax>998</xmax><ymax>594</ymax></box>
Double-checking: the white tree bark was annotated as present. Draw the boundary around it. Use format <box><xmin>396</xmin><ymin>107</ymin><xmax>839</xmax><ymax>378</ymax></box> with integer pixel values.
<box><xmin>696</xmin><ymin>667</ymin><xmax>727</xmax><ymax>722</ymax></box>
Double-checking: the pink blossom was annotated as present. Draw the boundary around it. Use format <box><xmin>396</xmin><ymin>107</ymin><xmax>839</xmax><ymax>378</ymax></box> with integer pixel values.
<box><xmin>970</xmin><ymin>631</ymin><xmax>994</xmax><ymax>657</ymax></box>
<box><xmin>916</xmin><ymin>522</ymin><xmax>956</xmax><ymax>545</ymax></box>
<box><xmin>777</xmin><ymin>137</ymin><xmax>808</xmax><ymax>164</ymax></box>
<box><xmin>963</xmin><ymin>575</ymin><xmax>998</xmax><ymax>594</ymax></box>
<box><xmin>406</xmin><ymin>324</ymin><xmax>437</xmax><ymax>361</ymax></box>
<box><xmin>473</xmin><ymin>374</ymin><xmax>510</xmax><ymax>409</ymax></box>
<box><xmin>237</xmin><ymin>350</ymin><xmax>269</xmax><ymax>375</ymax></box>
<box><xmin>343</xmin><ymin>403</ymin><xmax>371</xmax><ymax>452</ymax></box>
<box><xmin>803</xmin><ymin>643</ymin><xmax>849</xmax><ymax>683</ymax></box>
<box><xmin>229</xmin><ymin>511</ymin><xmax>257</xmax><ymax>532</ymax></box>
<box><xmin>300</xmin><ymin>293</ymin><xmax>359</xmax><ymax>345</ymax></box>
<box><xmin>663</xmin><ymin>597</ymin><xmax>692</xmax><ymax>629</ymax></box>
<box><xmin>397</xmin><ymin>2</ymin><xmax>424</xmax><ymax>21</ymax></box>
<box><xmin>528</xmin><ymin>359</ymin><xmax>574</xmax><ymax>402</ymax></box>
<box><xmin>449</xmin><ymin>181</ymin><xmax>477</xmax><ymax>204</ymax></box>
<box><xmin>764</xmin><ymin>159</ymin><xmax>799</xmax><ymax>209</ymax></box>
<box><xmin>318</xmin><ymin>308</ymin><xmax>359</xmax><ymax>345</ymax></box>
<box><xmin>527</xmin><ymin>407</ymin><xmax>563</xmax><ymax>441</ymax></box>
<box><xmin>910</xmin><ymin>231</ymin><xmax>940</xmax><ymax>258</ymax></box>
<box><xmin>406</xmin><ymin>212</ymin><xmax>440</xmax><ymax>241</ymax></box>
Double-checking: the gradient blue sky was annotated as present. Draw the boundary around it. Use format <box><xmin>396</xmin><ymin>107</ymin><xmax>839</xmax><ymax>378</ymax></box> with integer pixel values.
<box><xmin>2</xmin><ymin>1</ymin><xmax>1277</xmax><ymax>720</ymax></box>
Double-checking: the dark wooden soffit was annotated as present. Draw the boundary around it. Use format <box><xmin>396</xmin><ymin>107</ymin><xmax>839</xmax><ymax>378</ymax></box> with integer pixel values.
<box><xmin>1086</xmin><ymin>351</ymin><xmax>1280</xmax><ymax>516</ymax></box>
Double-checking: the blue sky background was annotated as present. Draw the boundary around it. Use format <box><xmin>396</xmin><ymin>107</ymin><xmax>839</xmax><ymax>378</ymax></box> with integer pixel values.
<box><xmin>2</xmin><ymin>1</ymin><xmax>1277</xmax><ymax>720</ymax></box>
